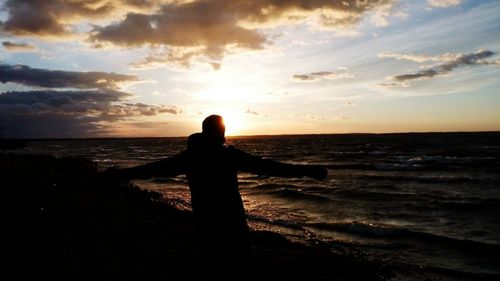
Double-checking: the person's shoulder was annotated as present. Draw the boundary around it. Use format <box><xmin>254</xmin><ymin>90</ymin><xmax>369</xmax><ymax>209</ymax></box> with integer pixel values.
<box><xmin>187</xmin><ymin>132</ymin><xmax>204</xmax><ymax>150</ymax></box>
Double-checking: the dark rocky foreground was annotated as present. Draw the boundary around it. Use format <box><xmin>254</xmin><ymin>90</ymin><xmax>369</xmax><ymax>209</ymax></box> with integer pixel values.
<box><xmin>0</xmin><ymin>153</ymin><xmax>395</xmax><ymax>281</ymax></box>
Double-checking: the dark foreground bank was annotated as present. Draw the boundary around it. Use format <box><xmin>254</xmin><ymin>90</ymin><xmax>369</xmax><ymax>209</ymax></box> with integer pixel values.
<box><xmin>0</xmin><ymin>153</ymin><xmax>494</xmax><ymax>281</ymax></box>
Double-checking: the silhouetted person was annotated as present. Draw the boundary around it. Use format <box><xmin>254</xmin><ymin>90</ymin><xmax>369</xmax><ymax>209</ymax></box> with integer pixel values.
<box><xmin>109</xmin><ymin>115</ymin><xmax>327</xmax><ymax>280</ymax></box>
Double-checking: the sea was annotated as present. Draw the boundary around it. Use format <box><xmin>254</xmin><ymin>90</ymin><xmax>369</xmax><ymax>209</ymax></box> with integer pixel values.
<box><xmin>14</xmin><ymin>132</ymin><xmax>500</xmax><ymax>280</ymax></box>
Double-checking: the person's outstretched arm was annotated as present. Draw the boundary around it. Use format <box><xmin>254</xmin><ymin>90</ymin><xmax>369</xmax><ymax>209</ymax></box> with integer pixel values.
<box><xmin>231</xmin><ymin>146</ymin><xmax>327</xmax><ymax>180</ymax></box>
<box><xmin>104</xmin><ymin>152</ymin><xmax>187</xmax><ymax>181</ymax></box>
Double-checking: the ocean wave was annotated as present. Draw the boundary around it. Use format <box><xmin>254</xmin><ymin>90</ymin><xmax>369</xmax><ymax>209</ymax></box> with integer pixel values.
<box><xmin>440</xmin><ymin>199</ymin><xmax>500</xmax><ymax>211</ymax></box>
<box><xmin>266</xmin><ymin>188</ymin><xmax>331</xmax><ymax>203</ymax></box>
<box><xmin>249</xmin><ymin>184</ymin><xmax>331</xmax><ymax>203</ymax></box>
<box><xmin>247</xmin><ymin>214</ymin><xmax>305</xmax><ymax>230</ymax></box>
<box><xmin>359</xmin><ymin>174</ymin><xmax>499</xmax><ymax>184</ymax></box>
<box><xmin>251</xmin><ymin>183</ymin><xmax>303</xmax><ymax>190</ymax></box>
<box><xmin>333</xmin><ymin>188</ymin><xmax>417</xmax><ymax>201</ymax></box>
<box><xmin>326</xmin><ymin>161</ymin><xmax>499</xmax><ymax>172</ymax></box>
<box><xmin>305</xmin><ymin>222</ymin><xmax>500</xmax><ymax>253</ymax></box>
<box><xmin>325</xmin><ymin>162</ymin><xmax>455</xmax><ymax>172</ymax></box>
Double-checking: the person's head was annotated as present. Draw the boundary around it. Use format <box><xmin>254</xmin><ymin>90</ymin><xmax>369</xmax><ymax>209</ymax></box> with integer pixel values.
<box><xmin>202</xmin><ymin>115</ymin><xmax>225</xmax><ymax>145</ymax></box>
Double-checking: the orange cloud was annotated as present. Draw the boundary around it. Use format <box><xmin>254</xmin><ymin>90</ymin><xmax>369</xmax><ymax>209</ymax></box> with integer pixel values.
<box><xmin>1</xmin><ymin>0</ymin><xmax>396</xmax><ymax>67</ymax></box>
<box><xmin>91</xmin><ymin>0</ymin><xmax>396</xmax><ymax>67</ymax></box>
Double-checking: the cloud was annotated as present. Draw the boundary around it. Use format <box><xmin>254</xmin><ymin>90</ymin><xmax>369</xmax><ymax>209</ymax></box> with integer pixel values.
<box><xmin>0</xmin><ymin>0</ymin><xmax>166</xmax><ymax>37</ymax></box>
<box><xmin>376</xmin><ymin>82</ymin><xmax>410</xmax><ymax>88</ymax></box>
<box><xmin>245</xmin><ymin>108</ymin><xmax>258</xmax><ymax>115</ymax></box>
<box><xmin>292</xmin><ymin>74</ymin><xmax>318</xmax><ymax>82</ymax></box>
<box><xmin>0</xmin><ymin>90</ymin><xmax>180</xmax><ymax>116</ymax></box>
<box><xmin>0</xmin><ymin>0</ymin><xmax>396</xmax><ymax>67</ymax></box>
<box><xmin>382</xmin><ymin>50</ymin><xmax>499</xmax><ymax>83</ymax></box>
<box><xmin>344</xmin><ymin>102</ymin><xmax>358</xmax><ymax>107</ymax></box>
<box><xmin>2</xmin><ymin>41</ymin><xmax>36</xmax><ymax>51</ymax></box>
<box><xmin>0</xmin><ymin>0</ymin><xmax>116</xmax><ymax>36</ymax></box>
<box><xmin>427</xmin><ymin>0</ymin><xmax>461</xmax><ymax>8</ymax></box>
<box><xmin>0</xmin><ymin>90</ymin><xmax>180</xmax><ymax>138</ymax></box>
<box><xmin>0</xmin><ymin>63</ymin><xmax>139</xmax><ymax>89</ymax></box>
<box><xmin>0</xmin><ymin>63</ymin><xmax>177</xmax><ymax>138</ymax></box>
<box><xmin>129</xmin><ymin>47</ymin><xmax>220</xmax><ymax>70</ymax></box>
<box><xmin>292</xmin><ymin>70</ymin><xmax>354</xmax><ymax>82</ymax></box>
<box><xmin>378</xmin><ymin>51</ymin><xmax>458</xmax><ymax>63</ymax></box>
<box><xmin>90</xmin><ymin>0</ymin><xmax>396</xmax><ymax>67</ymax></box>
<box><xmin>0</xmin><ymin>113</ymin><xmax>112</xmax><ymax>138</ymax></box>
<box><xmin>90</xmin><ymin>3</ymin><xmax>267</xmax><ymax>65</ymax></box>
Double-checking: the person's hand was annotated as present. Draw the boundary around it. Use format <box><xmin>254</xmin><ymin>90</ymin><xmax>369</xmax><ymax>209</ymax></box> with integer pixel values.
<box><xmin>306</xmin><ymin>165</ymin><xmax>328</xmax><ymax>181</ymax></box>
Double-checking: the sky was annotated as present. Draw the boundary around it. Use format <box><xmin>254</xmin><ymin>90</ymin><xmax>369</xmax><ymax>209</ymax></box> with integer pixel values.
<box><xmin>0</xmin><ymin>0</ymin><xmax>499</xmax><ymax>138</ymax></box>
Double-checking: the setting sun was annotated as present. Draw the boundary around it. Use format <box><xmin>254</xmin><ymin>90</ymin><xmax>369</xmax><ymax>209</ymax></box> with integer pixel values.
<box><xmin>199</xmin><ymin>107</ymin><xmax>249</xmax><ymax>136</ymax></box>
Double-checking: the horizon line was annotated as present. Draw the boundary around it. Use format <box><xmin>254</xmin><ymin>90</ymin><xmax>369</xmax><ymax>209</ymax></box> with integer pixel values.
<box><xmin>2</xmin><ymin>130</ymin><xmax>499</xmax><ymax>141</ymax></box>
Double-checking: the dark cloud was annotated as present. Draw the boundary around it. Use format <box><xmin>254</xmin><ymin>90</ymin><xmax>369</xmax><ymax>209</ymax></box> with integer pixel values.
<box><xmin>2</xmin><ymin>41</ymin><xmax>36</xmax><ymax>51</ymax></box>
<box><xmin>0</xmin><ymin>90</ymin><xmax>180</xmax><ymax>116</ymax></box>
<box><xmin>0</xmin><ymin>90</ymin><xmax>128</xmax><ymax>114</ymax></box>
<box><xmin>0</xmin><ymin>0</ymin><xmax>115</xmax><ymax>36</ymax></box>
<box><xmin>394</xmin><ymin>69</ymin><xmax>439</xmax><ymax>81</ymax></box>
<box><xmin>0</xmin><ymin>0</ymin><xmax>166</xmax><ymax>37</ymax></box>
<box><xmin>0</xmin><ymin>63</ymin><xmax>139</xmax><ymax>89</ymax></box>
<box><xmin>292</xmin><ymin>70</ymin><xmax>354</xmax><ymax>82</ymax></box>
<box><xmin>0</xmin><ymin>113</ymin><xmax>112</xmax><ymax>138</ymax></box>
<box><xmin>387</xmin><ymin>50</ymin><xmax>499</xmax><ymax>82</ymax></box>
<box><xmin>0</xmin><ymin>90</ymin><xmax>180</xmax><ymax>138</ymax></box>
<box><xmin>0</xmin><ymin>63</ymin><xmax>177</xmax><ymax>138</ymax></box>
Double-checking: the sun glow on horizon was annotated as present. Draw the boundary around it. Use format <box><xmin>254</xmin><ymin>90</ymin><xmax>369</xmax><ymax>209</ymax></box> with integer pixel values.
<box><xmin>199</xmin><ymin>107</ymin><xmax>249</xmax><ymax>136</ymax></box>
<box><xmin>190</xmin><ymin>73</ymin><xmax>269</xmax><ymax>136</ymax></box>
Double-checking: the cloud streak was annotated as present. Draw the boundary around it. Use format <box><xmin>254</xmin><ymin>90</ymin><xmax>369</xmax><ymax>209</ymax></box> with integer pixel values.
<box><xmin>427</xmin><ymin>0</ymin><xmax>461</xmax><ymax>8</ymax></box>
<box><xmin>2</xmin><ymin>41</ymin><xmax>36</xmax><ymax>51</ymax></box>
<box><xmin>245</xmin><ymin>108</ymin><xmax>259</xmax><ymax>115</ymax></box>
<box><xmin>292</xmin><ymin>70</ymin><xmax>354</xmax><ymax>82</ymax></box>
<box><xmin>381</xmin><ymin>50</ymin><xmax>499</xmax><ymax>83</ymax></box>
<box><xmin>0</xmin><ymin>64</ymin><xmax>139</xmax><ymax>89</ymax></box>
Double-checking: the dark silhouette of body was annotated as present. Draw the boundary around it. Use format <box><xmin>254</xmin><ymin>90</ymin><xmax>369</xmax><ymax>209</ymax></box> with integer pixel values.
<box><xmin>112</xmin><ymin>115</ymin><xmax>327</xmax><ymax>280</ymax></box>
